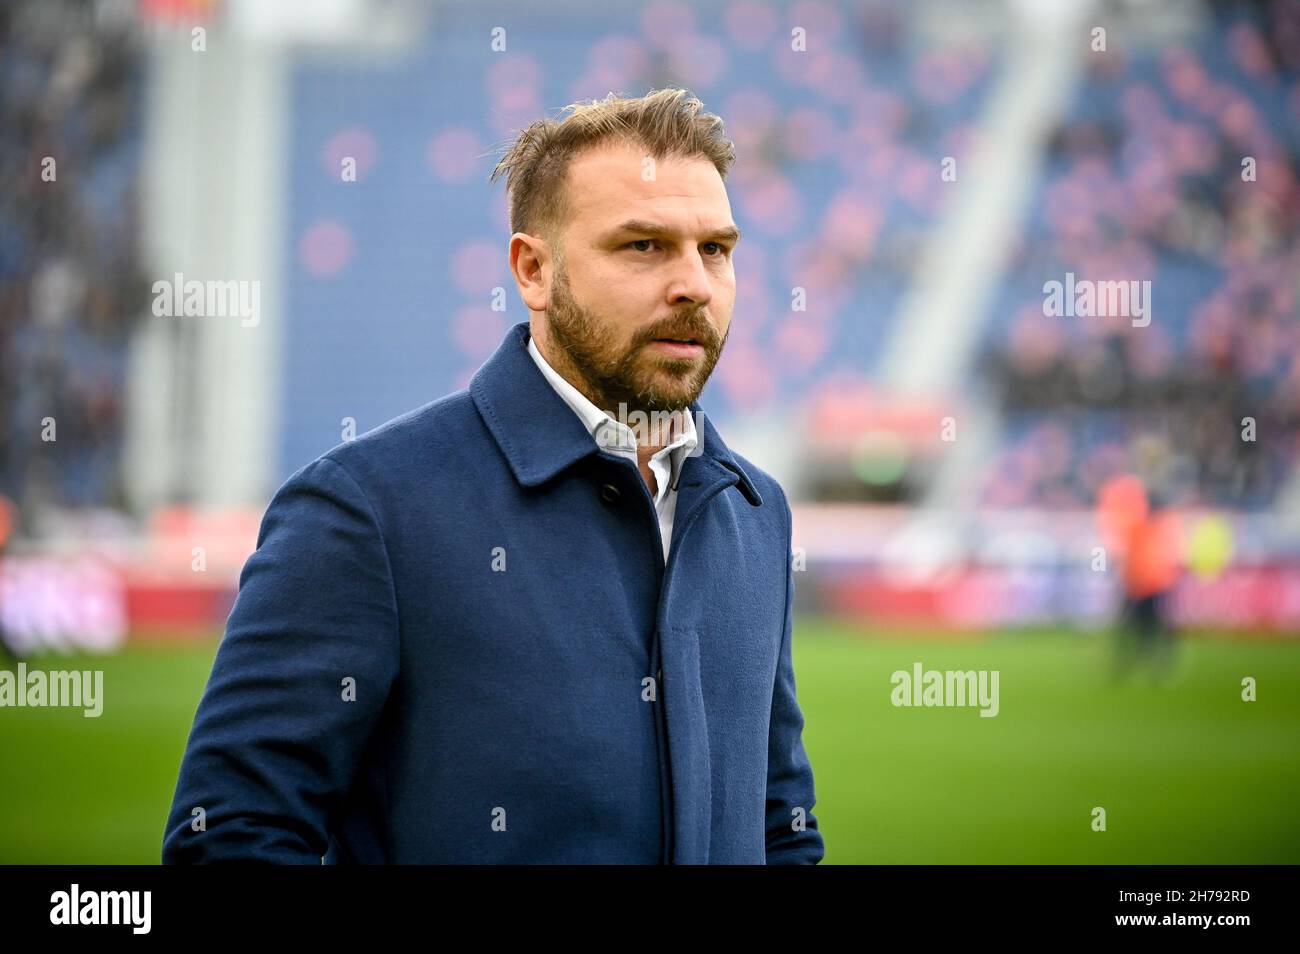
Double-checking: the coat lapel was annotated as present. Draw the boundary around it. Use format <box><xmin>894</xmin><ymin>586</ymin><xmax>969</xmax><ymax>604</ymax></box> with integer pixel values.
<box><xmin>469</xmin><ymin>321</ymin><xmax>603</xmax><ymax>488</ymax></box>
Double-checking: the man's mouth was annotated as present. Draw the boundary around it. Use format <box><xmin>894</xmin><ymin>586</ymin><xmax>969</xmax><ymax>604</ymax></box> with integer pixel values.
<box><xmin>649</xmin><ymin>338</ymin><xmax>705</xmax><ymax>356</ymax></box>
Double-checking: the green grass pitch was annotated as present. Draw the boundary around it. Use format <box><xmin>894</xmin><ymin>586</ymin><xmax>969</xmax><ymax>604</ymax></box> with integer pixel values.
<box><xmin>1</xmin><ymin>619</ymin><xmax>1296</xmax><ymax>863</ymax></box>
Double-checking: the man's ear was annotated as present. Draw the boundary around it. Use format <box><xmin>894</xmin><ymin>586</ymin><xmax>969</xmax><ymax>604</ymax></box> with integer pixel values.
<box><xmin>510</xmin><ymin>233</ymin><xmax>550</xmax><ymax>313</ymax></box>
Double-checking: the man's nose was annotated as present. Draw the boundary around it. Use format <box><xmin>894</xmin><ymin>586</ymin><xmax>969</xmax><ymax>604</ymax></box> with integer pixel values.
<box><xmin>666</xmin><ymin>249</ymin><xmax>713</xmax><ymax>306</ymax></box>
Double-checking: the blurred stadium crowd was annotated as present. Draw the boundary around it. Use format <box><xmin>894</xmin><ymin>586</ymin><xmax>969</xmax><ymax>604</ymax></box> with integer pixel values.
<box><xmin>981</xmin><ymin>0</ymin><xmax>1300</xmax><ymax>511</ymax></box>
<box><xmin>0</xmin><ymin>0</ymin><xmax>1294</xmax><ymax>526</ymax></box>
<box><xmin>0</xmin><ymin>0</ymin><xmax>147</xmax><ymax>518</ymax></box>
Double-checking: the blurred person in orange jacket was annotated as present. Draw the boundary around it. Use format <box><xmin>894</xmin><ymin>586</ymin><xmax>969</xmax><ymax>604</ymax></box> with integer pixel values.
<box><xmin>1098</xmin><ymin>475</ymin><xmax>1183</xmax><ymax>682</ymax></box>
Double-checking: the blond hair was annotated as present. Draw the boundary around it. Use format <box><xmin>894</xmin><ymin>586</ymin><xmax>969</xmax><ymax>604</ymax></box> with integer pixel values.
<box><xmin>488</xmin><ymin>88</ymin><xmax>736</xmax><ymax>252</ymax></box>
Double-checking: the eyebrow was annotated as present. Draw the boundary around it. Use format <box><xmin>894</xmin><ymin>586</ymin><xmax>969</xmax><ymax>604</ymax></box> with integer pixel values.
<box><xmin>603</xmin><ymin>219</ymin><xmax>743</xmax><ymax>246</ymax></box>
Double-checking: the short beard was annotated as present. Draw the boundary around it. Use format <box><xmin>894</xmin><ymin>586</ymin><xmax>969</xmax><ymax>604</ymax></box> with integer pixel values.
<box><xmin>545</xmin><ymin>263</ymin><xmax>727</xmax><ymax>415</ymax></box>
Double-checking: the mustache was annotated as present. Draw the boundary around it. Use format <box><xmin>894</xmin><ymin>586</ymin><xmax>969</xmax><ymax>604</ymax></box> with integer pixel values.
<box><xmin>637</xmin><ymin>312</ymin><xmax>720</xmax><ymax>348</ymax></box>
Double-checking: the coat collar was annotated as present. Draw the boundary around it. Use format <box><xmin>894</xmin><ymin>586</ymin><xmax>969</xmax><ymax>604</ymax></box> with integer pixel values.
<box><xmin>470</xmin><ymin>321</ymin><xmax>762</xmax><ymax>507</ymax></box>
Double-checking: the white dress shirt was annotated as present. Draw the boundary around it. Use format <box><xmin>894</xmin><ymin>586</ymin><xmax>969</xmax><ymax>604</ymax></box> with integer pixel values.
<box><xmin>527</xmin><ymin>334</ymin><xmax>699</xmax><ymax>562</ymax></box>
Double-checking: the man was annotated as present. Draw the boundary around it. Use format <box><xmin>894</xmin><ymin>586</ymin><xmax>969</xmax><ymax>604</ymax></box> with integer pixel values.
<box><xmin>162</xmin><ymin>88</ymin><xmax>824</xmax><ymax>864</ymax></box>
<box><xmin>1100</xmin><ymin>476</ymin><xmax>1182</xmax><ymax>684</ymax></box>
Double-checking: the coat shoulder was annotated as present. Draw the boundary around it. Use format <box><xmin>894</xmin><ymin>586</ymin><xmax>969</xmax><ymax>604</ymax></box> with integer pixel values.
<box><xmin>297</xmin><ymin>389</ymin><xmax>481</xmax><ymax>481</ymax></box>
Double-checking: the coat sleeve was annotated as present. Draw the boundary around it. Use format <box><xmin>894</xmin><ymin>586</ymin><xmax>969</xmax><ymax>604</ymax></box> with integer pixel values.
<box><xmin>161</xmin><ymin>455</ymin><xmax>400</xmax><ymax>863</ymax></box>
<box><xmin>764</xmin><ymin>486</ymin><xmax>825</xmax><ymax>864</ymax></box>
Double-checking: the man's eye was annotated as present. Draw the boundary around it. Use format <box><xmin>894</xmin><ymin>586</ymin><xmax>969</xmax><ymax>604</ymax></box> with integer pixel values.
<box><xmin>625</xmin><ymin>240</ymin><xmax>729</xmax><ymax>256</ymax></box>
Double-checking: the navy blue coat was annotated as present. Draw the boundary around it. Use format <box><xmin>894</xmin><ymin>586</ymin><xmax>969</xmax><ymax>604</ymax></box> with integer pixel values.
<box><xmin>162</xmin><ymin>320</ymin><xmax>824</xmax><ymax>864</ymax></box>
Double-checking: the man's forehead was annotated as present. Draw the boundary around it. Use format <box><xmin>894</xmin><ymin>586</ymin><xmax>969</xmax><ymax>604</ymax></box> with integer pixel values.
<box><xmin>566</xmin><ymin>141</ymin><xmax>731</xmax><ymax>231</ymax></box>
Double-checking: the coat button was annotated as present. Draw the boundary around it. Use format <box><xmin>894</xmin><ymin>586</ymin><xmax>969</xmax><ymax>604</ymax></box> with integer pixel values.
<box><xmin>599</xmin><ymin>482</ymin><xmax>622</xmax><ymax>504</ymax></box>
